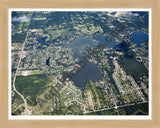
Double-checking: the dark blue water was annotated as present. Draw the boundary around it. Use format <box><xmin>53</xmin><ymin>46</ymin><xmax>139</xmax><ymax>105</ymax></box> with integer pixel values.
<box><xmin>38</xmin><ymin>36</ymin><xmax>48</xmax><ymax>45</ymax></box>
<box><xmin>93</xmin><ymin>34</ymin><xmax>116</xmax><ymax>48</ymax></box>
<box><xmin>130</xmin><ymin>31</ymin><xmax>148</xmax><ymax>47</ymax></box>
<box><xmin>46</xmin><ymin>57</ymin><xmax>50</xmax><ymax>66</ymax></box>
<box><xmin>71</xmin><ymin>63</ymin><xmax>102</xmax><ymax>89</ymax></box>
<box><xmin>41</xmin><ymin>36</ymin><xmax>48</xmax><ymax>41</ymax></box>
<box><xmin>57</xmin><ymin>37</ymin><xmax>103</xmax><ymax>89</ymax></box>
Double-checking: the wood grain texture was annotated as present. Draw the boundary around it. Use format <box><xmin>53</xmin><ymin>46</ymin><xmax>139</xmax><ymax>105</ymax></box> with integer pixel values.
<box><xmin>0</xmin><ymin>0</ymin><xmax>160</xmax><ymax>128</ymax></box>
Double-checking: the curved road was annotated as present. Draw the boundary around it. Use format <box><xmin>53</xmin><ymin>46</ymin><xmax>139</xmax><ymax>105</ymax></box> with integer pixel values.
<box><xmin>12</xmin><ymin>31</ymin><xmax>30</xmax><ymax>115</ymax></box>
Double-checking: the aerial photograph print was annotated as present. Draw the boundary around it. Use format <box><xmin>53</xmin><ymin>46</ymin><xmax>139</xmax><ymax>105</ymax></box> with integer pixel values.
<box><xmin>10</xmin><ymin>9</ymin><xmax>150</xmax><ymax>118</ymax></box>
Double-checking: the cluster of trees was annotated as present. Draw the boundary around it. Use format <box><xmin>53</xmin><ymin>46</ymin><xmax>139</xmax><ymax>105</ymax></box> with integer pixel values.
<box><xmin>15</xmin><ymin>74</ymin><xmax>51</xmax><ymax>107</ymax></box>
<box><xmin>12</xmin><ymin>106</ymin><xmax>25</xmax><ymax>115</ymax></box>
<box><xmin>118</xmin><ymin>102</ymin><xmax>148</xmax><ymax>115</ymax></box>
<box><xmin>12</xmin><ymin>32</ymin><xmax>26</xmax><ymax>43</ymax></box>
<box><xmin>119</xmin><ymin>52</ymin><xmax>148</xmax><ymax>84</ymax></box>
<box><xmin>95</xmin><ymin>86</ymin><xmax>106</xmax><ymax>105</ymax></box>
<box><xmin>85</xmin><ymin>81</ymin><xmax>97</xmax><ymax>102</ymax></box>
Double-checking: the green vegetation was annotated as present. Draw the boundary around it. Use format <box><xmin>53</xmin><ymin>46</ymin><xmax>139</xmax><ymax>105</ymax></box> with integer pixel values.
<box><xmin>85</xmin><ymin>81</ymin><xmax>97</xmax><ymax>102</ymax></box>
<box><xmin>118</xmin><ymin>102</ymin><xmax>148</xmax><ymax>115</ymax></box>
<box><xmin>11</xmin><ymin>92</ymin><xmax>24</xmax><ymax>109</ymax></box>
<box><xmin>12</xmin><ymin>32</ymin><xmax>27</xmax><ymax>43</ymax></box>
<box><xmin>31</xmin><ymin>70</ymin><xmax>40</xmax><ymax>75</ymax></box>
<box><xmin>13</xmin><ymin>106</ymin><xmax>25</xmax><ymax>115</ymax></box>
<box><xmin>95</xmin><ymin>86</ymin><xmax>107</xmax><ymax>105</ymax></box>
<box><xmin>119</xmin><ymin>53</ymin><xmax>148</xmax><ymax>83</ymax></box>
<box><xmin>67</xmin><ymin>103</ymin><xmax>81</xmax><ymax>115</ymax></box>
<box><xmin>73</xmin><ymin>24</ymin><xmax>103</xmax><ymax>35</ymax></box>
<box><xmin>12</xmin><ymin>11</ymin><xmax>33</xmax><ymax>17</ymax></box>
<box><xmin>15</xmin><ymin>74</ymin><xmax>51</xmax><ymax>106</ymax></box>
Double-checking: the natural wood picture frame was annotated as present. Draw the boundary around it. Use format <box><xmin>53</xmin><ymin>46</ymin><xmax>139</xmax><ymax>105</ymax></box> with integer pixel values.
<box><xmin>0</xmin><ymin>0</ymin><xmax>160</xmax><ymax>128</ymax></box>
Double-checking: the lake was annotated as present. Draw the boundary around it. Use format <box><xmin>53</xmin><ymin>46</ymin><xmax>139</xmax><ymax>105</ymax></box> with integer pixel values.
<box><xmin>41</xmin><ymin>36</ymin><xmax>48</xmax><ymax>41</ymax></box>
<box><xmin>46</xmin><ymin>57</ymin><xmax>50</xmax><ymax>66</ymax></box>
<box><xmin>59</xmin><ymin>37</ymin><xmax>106</xmax><ymax>89</ymax></box>
<box><xmin>38</xmin><ymin>36</ymin><xmax>48</xmax><ymax>44</ymax></box>
<box><xmin>93</xmin><ymin>34</ymin><xmax>116</xmax><ymax>48</ymax></box>
<box><xmin>130</xmin><ymin>31</ymin><xmax>148</xmax><ymax>47</ymax></box>
<box><xmin>71</xmin><ymin>63</ymin><xmax>102</xmax><ymax>89</ymax></box>
<box><xmin>69</xmin><ymin>37</ymin><xmax>97</xmax><ymax>53</ymax></box>
<box><xmin>61</xmin><ymin>37</ymin><xmax>97</xmax><ymax>61</ymax></box>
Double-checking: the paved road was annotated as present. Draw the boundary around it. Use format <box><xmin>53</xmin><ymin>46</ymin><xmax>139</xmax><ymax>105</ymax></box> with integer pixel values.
<box><xmin>83</xmin><ymin>101</ymin><xmax>148</xmax><ymax>114</ymax></box>
<box><xmin>12</xmin><ymin>31</ymin><xmax>30</xmax><ymax>115</ymax></box>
